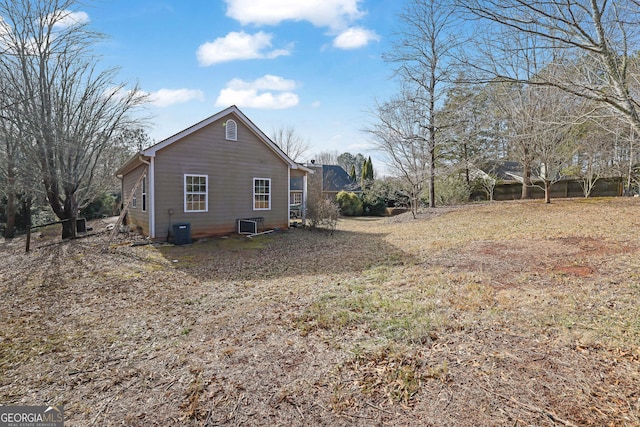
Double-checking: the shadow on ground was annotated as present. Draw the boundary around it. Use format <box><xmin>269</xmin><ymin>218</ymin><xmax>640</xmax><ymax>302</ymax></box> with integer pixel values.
<box><xmin>157</xmin><ymin>226</ymin><xmax>415</xmax><ymax>282</ymax></box>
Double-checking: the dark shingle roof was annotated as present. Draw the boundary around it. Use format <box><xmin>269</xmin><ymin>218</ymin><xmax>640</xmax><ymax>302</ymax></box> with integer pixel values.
<box><xmin>482</xmin><ymin>161</ymin><xmax>521</xmax><ymax>180</ymax></box>
<box><xmin>323</xmin><ymin>165</ymin><xmax>361</xmax><ymax>192</ymax></box>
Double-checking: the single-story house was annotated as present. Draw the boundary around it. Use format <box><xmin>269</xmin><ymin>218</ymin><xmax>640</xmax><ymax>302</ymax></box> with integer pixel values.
<box><xmin>115</xmin><ymin>105</ymin><xmax>311</xmax><ymax>240</ymax></box>
<box><xmin>470</xmin><ymin>160</ymin><xmax>622</xmax><ymax>200</ymax></box>
<box><xmin>470</xmin><ymin>160</ymin><xmax>541</xmax><ymax>183</ymax></box>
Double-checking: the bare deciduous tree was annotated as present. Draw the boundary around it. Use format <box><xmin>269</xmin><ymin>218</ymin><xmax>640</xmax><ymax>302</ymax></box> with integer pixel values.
<box><xmin>313</xmin><ymin>150</ymin><xmax>339</xmax><ymax>165</ymax></box>
<box><xmin>491</xmin><ymin>80</ymin><xmax>583</xmax><ymax>203</ymax></box>
<box><xmin>460</xmin><ymin>0</ymin><xmax>640</xmax><ymax>134</ymax></box>
<box><xmin>271</xmin><ymin>126</ymin><xmax>310</xmax><ymax>163</ymax></box>
<box><xmin>367</xmin><ymin>93</ymin><xmax>429</xmax><ymax>218</ymax></box>
<box><xmin>565</xmin><ymin>114</ymin><xmax>619</xmax><ymax>197</ymax></box>
<box><xmin>529</xmin><ymin>87</ymin><xmax>584</xmax><ymax>203</ymax></box>
<box><xmin>0</xmin><ymin>0</ymin><xmax>146</xmax><ymax>238</ymax></box>
<box><xmin>383</xmin><ymin>0</ymin><xmax>463</xmax><ymax>207</ymax></box>
<box><xmin>0</xmin><ymin>108</ymin><xmax>21</xmax><ymax>238</ymax></box>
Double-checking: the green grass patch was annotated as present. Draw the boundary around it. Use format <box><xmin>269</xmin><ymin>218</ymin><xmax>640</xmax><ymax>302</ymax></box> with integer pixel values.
<box><xmin>296</xmin><ymin>268</ymin><xmax>443</xmax><ymax>345</ymax></box>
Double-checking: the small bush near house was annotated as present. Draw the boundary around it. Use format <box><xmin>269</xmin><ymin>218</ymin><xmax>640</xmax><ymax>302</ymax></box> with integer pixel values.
<box><xmin>336</xmin><ymin>191</ymin><xmax>363</xmax><ymax>216</ymax></box>
<box><xmin>307</xmin><ymin>196</ymin><xmax>340</xmax><ymax>232</ymax></box>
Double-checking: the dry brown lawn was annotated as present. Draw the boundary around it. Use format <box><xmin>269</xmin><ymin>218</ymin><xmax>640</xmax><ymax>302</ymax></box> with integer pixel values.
<box><xmin>1</xmin><ymin>197</ymin><xmax>639</xmax><ymax>426</ymax></box>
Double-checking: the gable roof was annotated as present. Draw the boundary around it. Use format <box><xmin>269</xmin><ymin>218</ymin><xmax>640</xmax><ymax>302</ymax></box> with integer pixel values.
<box><xmin>116</xmin><ymin>105</ymin><xmax>311</xmax><ymax>176</ymax></box>
<box><xmin>487</xmin><ymin>161</ymin><xmax>524</xmax><ymax>181</ymax></box>
<box><xmin>472</xmin><ymin>161</ymin><xmax>543</xmax><ymax>183</ymax></box>
<box><xmin>322</xmin><ymin>165</ymin><xmax>361</xmax><ymax>192</ymax></box>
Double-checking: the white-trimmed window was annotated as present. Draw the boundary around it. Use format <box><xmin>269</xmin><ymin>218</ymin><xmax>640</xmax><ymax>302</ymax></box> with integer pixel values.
<box><xmin>292</xmin><ymin>192</ymin><xmax>302</xmax><ymax>205</ymax></box>
<box><xmin>141</xmin><ymin>176</ymin><xmax>147</xmax><ymax>212</ymax></box>
<box><xmin>253</xmin><ymin>178</ymin><xmax>271</xmax><ymax>210</ymax></box>
<box><xmin>185</xmin><ymin>174</ymin><xmax>208</xmax><ymax>212</ymax></box>
<box><xmin>225</xmin><ymin>119</ymin><xmax>237</xmax><ymax>141</ymax></box>
<box><xmin>132</xmin><ymin>190</ymin><xmax>137</xmax><ymax>208</ymax></box>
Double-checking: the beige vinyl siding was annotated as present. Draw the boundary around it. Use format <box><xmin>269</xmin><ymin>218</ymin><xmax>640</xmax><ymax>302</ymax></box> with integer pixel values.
<box><xmin>152</xmin><ymin>113</ymin><xmax>289</xmax><ymax>238</ymax></box>
<box><xmin>122</xmin><ymin>164</ymin><xmax>149</xmax><ymax>235</ymax></box>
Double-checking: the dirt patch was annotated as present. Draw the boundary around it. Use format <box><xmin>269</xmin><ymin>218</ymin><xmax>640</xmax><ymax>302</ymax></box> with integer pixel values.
<box><xmin>554</xmin><ymin>264</ymin><xmax>594</xmax><ymax>276</ymax></box>
<box><xmin>427</xmin><ymin>235</ymin><xmax>637</xmax><ymax>289</ymax></box>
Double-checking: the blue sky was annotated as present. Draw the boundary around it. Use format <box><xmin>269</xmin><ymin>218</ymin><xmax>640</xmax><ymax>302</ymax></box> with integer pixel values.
<box><xmin>85</xmin><ymin>0</ymin><xmax>405</xmax><ymax>163</ymax></box>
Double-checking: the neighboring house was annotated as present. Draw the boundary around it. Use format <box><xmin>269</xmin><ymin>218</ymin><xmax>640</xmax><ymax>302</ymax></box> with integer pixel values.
<box><xmin>297</xmin><ymin>162</ymin><xmax>361</xmax><ymax>202</ymax></box>
<box><xmin>470</xmin><ymin>160</ymin><xmax>622</xmax><ymax>200</ymax></box>
<box><xmin>470</xmin><ymin>161</ymin><xmax>542</xmax><ymax>183</ymax></box>
<box><xmin>289</xmin><ymin>163</ymin><xmax>360</xmax><ymax>218</ymax></box>
<box><xmin>115</xmin><ymin>105</ymin><xmax>311</xmax><ymax>240</ymax></box>
<box><xmin>321</xmin><ymin>164</ymin><xmax>362</xmax><ymax>199</ymax></box>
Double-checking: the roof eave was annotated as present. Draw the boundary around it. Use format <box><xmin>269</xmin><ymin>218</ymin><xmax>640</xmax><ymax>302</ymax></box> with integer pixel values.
<box><xmin>115</xmin><ymin>152</ymin><xmax>146</xmax><ymax>177</ymax></box>
<box><xmin>293</xmin><ymin>164</ymin><xmax>313</xmax><ymax>173</ymax></box>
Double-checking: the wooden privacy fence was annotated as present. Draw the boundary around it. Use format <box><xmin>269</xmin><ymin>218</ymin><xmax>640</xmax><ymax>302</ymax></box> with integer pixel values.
<box><xmin>472</xmin><ymin>177</ymin><xmax>623</xmax><ymax>201</ymax></box>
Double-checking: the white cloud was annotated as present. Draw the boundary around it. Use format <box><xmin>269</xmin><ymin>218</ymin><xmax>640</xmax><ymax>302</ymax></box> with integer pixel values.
<box><xmin>216</xmin><ymin>90</ymin><xmax>299</xmax><ymax>109</ymax></box>
<box><xmin>225</xmin><ymin>0</ymin><xmax>364</xmax><ymax>30</ymax></box>
<box><xmin>215</xmin><ymin>75</ymin><xmax>299</xmax><ymax>109</ymax></box>
<box><xmin>227</xmin><ymin>74</ymin><xmax>297</xmax><ymax>91</ymax></box>
<box><xmin>51</xmin><ymin>10</ymin><xmax>90</xmax><ymax>29</ymax></box>
<box><xmin>333</xmin><ymin>27</ymin><xmax>379</xmax><ymax>49</ymax></box>
<box><xmin>197</xmin><ymin>31</ymin><xmax>291</xmax><ymax>66</ymax></box>
<box><xmin>148</xmin><ymin>88</ymin><xmax>204</xmax><ymax>107</ymax></box>
<box><xmin>311</xmin><ymin>100</ymin><xmax>321</xmax><ymax>108</ymax></box>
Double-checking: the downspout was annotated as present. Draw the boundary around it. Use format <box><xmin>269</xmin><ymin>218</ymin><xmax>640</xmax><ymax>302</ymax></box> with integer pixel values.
<box><xmin>149</xmin><ymin>157</ymin><xmax>155</xmax><ymax>239</ymax></box>
<box><xmin>288</xmin><ymin>167</ymin><xmax>291</xmax><ymax>228</ymax></box>
<box><xmin>117</xmin><ymin>174</ymin><xmax>124</xmax><ymax>223</ymax></box>
<box><xmin>138</xmin><ymin>155</ymin><xmax>153</xmax><ymax>238</ymax></box>
<box><xmin>302</xmin><ymin>172</ymin><xmax>308</xmax><ymax>226</ymax></box>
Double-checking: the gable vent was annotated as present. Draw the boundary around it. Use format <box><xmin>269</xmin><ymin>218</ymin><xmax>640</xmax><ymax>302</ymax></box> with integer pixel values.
<box><xmin>225</xmin><ymin>119</ymin><xmax>237</xmax><ymax>141</ymax></box>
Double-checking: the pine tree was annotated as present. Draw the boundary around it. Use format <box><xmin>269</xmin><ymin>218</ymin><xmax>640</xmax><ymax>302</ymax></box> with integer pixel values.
<box><xmin>349</xmin><ymin>164</ymin><xmax>357</xmax><ymax>182</ymax></box>
<box><xmin>361</xmin><ymin>157</ymin><xmax>374</xmax><ymax>189</ymax></box>
<box><xmin>361</xmin><ymin>157</ymin><xmax>369</xmax><ymax>187</ymax></box>
<box><xmin>365</xmin><ymin>156</ymin><xmax>374</xmax><ymax>181</ymax></box>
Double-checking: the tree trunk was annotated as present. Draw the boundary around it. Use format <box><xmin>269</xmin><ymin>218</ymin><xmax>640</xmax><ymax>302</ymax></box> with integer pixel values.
<box><xmin>411</xmin><ymin>184</ymin><xmax>418</xmax><ymax>219</ymax></box>
<box><xmin>5</xmin><ymin>191</ymin><xmax>16</xmax><ymax>239</ymax></box>
<box><xmin>4</xmin><ymin>160</ymin><xmax>16</xmax><ymax>238</ymax></box>
<box><xmin>521</xmin><ymin>151</ymin><xmax>532</xmax><ymax>199</ymax></box>
<box><xmin>544</xmin><ymin>181</ymin><xmax>551</xmax><ymax>204</ymax></box>
<box><xmin>463</xmin><ymin>142</ymin><xmax>470</xmax><ymax>186</ymax></box>
<box><xmin>24</xmin><ymin>197</ymin><xmax>31</xmax><ymax>252</ymax></box>
<box><xmin>429</xmin><ymin>145</ymin><xmax>436</xmax><ymax>208</ymax></box>
<box><xmin>628</xmin><ymin>127</ymin><xmax>635</xmax><ymax>194</ymax></box>
<box><xmin>61</xmin><ymin>193</ymin><xmax>78</xmax><ymax>239</ymax></box>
